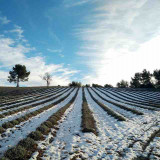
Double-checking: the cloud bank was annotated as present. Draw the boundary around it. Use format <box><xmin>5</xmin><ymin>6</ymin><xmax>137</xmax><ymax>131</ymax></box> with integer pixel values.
<box><xmin>75</xmin><ymin>0</ymin><xmax>160</xmax><ymax>86</ymax></box>
<box><xmin>0</xmin><ymin>20</ymin><xmax>78</xmax><ymax>86</ymax></box>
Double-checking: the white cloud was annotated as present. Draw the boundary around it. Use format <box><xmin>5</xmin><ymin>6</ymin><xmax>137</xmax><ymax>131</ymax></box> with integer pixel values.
<box><xmin>0</xmin><ymin>16</ymin><xmax>10</xmax><ymax>24</ymax></box>
<box><xmin>0</xmin><ymin>35</ymin><xmax>78</xmax><ymax>87</ymax></box>
<box><xmin>75</xmin><ymin>0</ymin><xmax>160</xmax><ymax>86</ymax></box>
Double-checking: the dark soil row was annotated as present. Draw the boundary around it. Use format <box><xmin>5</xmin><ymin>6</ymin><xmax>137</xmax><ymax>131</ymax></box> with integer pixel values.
<box><xmin>81</xmin><ymin>88</ymin><xmax>98</xmax><ymax>135</ymax></box>
<box><xmin>97</xmin><ymin>88</ymin><xmax>158</xmax><ymax>111</ymax></box>
<box><xmin>0</xmin><ymin>87</ymin><xmax>56</xmax><ymax>102</ymax></box>
<box><xmin>0</xmin><ymin>88</ymin><xmax>69</xmax><ymax>117</ymax></box>
<box><xmin>103</xmin><ymin>88</ymin><xmax>160</xmax><ymax>108</ymax></box>
<box><xmin>0</xmin><ymin>87</ymin><xmax>62</xmax><ymax>108</ymax></box>
<box><xmin>87</xmin><ymin>88</ymin><xmax>126</xmax><ymax>121</ymax></box>
<box><xmin>114</xmin><ymin>88</ymin><xmax>160</xmax><ymax>104</ymax></box>
<box><xmin>92</xmin><ymin>88</ymin><xmax>143</xmax><ymax>115</ymax></box>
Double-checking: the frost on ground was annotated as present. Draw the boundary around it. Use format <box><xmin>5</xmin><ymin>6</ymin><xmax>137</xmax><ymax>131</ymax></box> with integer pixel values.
<box><xmin>0</xmin><ymin>88</ymin><xmax>77</xmax><ymax>157</ymax></box>
<box><xmin>0</xmin><ymin>87</ymin><xmax>160</xmax><ymax>160</ymax></box>
<box><xmin>0</xmin><ymin>88</ymin><xmax>69</xmax><ymax>126</ymax></box>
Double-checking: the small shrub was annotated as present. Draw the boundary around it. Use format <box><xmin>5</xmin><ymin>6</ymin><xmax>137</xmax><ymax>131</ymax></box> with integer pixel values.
<box><xmin>30</xmin><ymin>112</ymin><xmax>37</xmax><ymax>116</ymax></box>
<box><xmin>33</xmin><ymin>111</ymin><xmax>39</xmax><ymax>115</ymax></box>
<box><xmin>9</xmin><ymin>110</ymin><xmax>16</xmax><ymax>115</ymax></box>
<box><xmin>17</xmin><ymin>108</ymin><xmax>21</xmax><ymax>112</ymax></box>
<box><xmin>0</xmin><ymin>126</ymin><xmax>5</xmax><ymax>133</ymax></box>
<box><xmin>0</xmin><ymin>157</ymin><xmax>10</xmax><ymax>160</ymax></box>
<box><xmin>23</xmin><ymin>115</ymin><xmax>28</xmax><ymax>120</ymax></box>
<box><xmin>29</xmin><ymin>131</ymin><xmax>43</xmax><ymax>141</ymax></box>
<box><xmin>36</xmin><ymin>110</ymin><xmax>41</xmax><ymax>113</ymax></box>
<box><xmin>44</xmin><ymin>121</ymin><xmax>53</xmax><ymax>128</ymax></box>
<box><xmin>38</xmin><ymin>109</ymin><xmax>43</xmax><ymax>113</ymax></box>
<box><xmin>27</xmin><ymin>113</ymin><xmax>33</xmax><ymax>117</ymax></box>
<box><xmin>37</xmin><ymin>124</ymin><xmax>50</xmax><ymax>135</ymax></box>
<box><xmin>51</xmin><ymin>115</ymin><xmax>59</xmax><ymax>121</ymax></box>
<box><xmin>11</xmin><ymin>120</ymin><xmax>19</xmax><ymax>125</ymax></box>
<box><xmin>4</xmin><ymin>145</ymin><xmax>27</xmax><ymax>160</ymax></box>
<box><xmin>49</xmin><ymin>118</ymin><xmax>58</xmax><ymax>125</ymax></box>
<box><xmin>19</xmin><ymin>137</ymin><xmax>36</xmax><ymax>150</ymax></box>
<box><xmin>2</xmin><ymin>122</ymin><xmax>14</xmax><ymax>129</ymax></box>
<box><xmin>0</xmin><ymin>114</ymin><xmax>4</xmax><ymax>118</ymax></box>
<box><xmin>17</xmin><ymin>117</ymin><xmax>25</xmax><ymax>123</ymax></box>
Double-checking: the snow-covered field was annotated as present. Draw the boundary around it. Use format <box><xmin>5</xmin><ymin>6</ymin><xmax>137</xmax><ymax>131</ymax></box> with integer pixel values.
<box><xmin>0</xmin><ymin>87</ymin><xmax>160</xmax><ymax>160</ymax></box>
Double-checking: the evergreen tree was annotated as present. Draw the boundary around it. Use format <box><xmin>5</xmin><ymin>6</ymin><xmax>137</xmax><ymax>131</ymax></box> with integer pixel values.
<box><xmin>130</xmin><ymin>73</ymin><xmax>141</xmax><ymax>88</ymax></box>
<box><xmin>140</xmin><ymin>69</ymin><xmax>154</xmax><ymax>88</ymax></box>
<box><xmin>8</xmin><ymin>64</ymin><xmax>30</xmax><ymax>87</ymax></box>
<box><xmin>153</xmin><ymin>69</ymin><xmax>160</xmax><ymax>88</ymax></box>
<box><xmin>69</xmin><ymin>81</ymin><xmax>81</xmax><ymax>87</ymax></box>
<box><xmin>117</xmin><ymin>80</ymin><xmax>129</xmax><ymax>88</ymax></box>
<box><xmin>104</xmin><ymin>84</ymin><xmax>113</xmax><ymax>88</ymax></box>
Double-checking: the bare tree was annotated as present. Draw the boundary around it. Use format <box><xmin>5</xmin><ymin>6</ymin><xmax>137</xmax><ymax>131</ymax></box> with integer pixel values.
<box><xmin>41</xmin><ymin>72</ymin><xmax>52</xmax><ymax>87</ymax></box>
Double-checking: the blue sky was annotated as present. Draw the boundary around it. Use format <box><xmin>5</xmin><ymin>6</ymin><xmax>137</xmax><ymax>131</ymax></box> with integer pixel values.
<box><xmin>0</xmin><ymin>0</ymin><xmax>160</xmax><ymax>86</ymax></box>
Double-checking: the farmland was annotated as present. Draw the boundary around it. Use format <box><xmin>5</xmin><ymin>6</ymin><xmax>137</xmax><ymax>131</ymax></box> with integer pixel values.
<box><xmin>0</xmin><ymin>87</ymin><xmax>160</xmax><ymax>160</ymax></box>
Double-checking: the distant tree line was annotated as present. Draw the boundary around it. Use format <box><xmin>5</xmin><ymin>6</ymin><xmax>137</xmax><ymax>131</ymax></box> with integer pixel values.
<box><xmin>68</xmin><ymin>69</ymin><xmax>160</xmax><ymax>89</ymax></box>
<box><xmin>116</xmin><ymin>69</ymin><xmax>160</xmax><ymax>88</ymax></box>
<box><xmin>69</xmin><ymin>81</ymin><xmax>82</xmax><ymax>87</ymax></box>
<box><xmin>6</xmin><ymin>65</ymin><xmax>160</xmax><ymax>89</ymax></box>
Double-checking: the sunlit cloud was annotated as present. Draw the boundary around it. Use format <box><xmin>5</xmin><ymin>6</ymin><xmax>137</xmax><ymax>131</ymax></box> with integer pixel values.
<box><xmin>75</xmin><ymin>0</ymin><xmax>160</xmax><ymax>86</ymax></box>
<box><xmin>0</xmin><ymin>25</ymin><xmax>78</xmax><ymax>86</ymax></box>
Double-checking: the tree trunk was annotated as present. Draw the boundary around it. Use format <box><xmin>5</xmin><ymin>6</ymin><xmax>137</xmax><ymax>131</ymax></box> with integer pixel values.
<box><xmin>47</xmin><ymin>81</ymin><xmax>49</xmax><ymax>87</ymax></box>
<box><xmin>17</xmin><ymin>78</ymin><xmax>19</xmax><ymax>87</ymax></box>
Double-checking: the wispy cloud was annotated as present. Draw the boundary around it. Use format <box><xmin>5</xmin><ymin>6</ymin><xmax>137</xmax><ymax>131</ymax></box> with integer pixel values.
<box><xmin>64</xmin><ymin>0</ymin><xmax>91</xmax><ymax>8</ymax></box>
<box><xmin>9</xmin><ymin>25</ymin><xmax>24</xmax><ymax>39</ymax></box>
<box><xmin>75</xmin><ymin>0</ymin><xmax>160</xmax><ymax>85</ymax></box>
<box><xmin>59</xmin><ymin>54</ymin><xmax>64</xmax><ymax>58</ymax></box>
<box><xmin>47</xmin><ymin>48</ymin><xmax>65</xmax><ymax>58</ymax></box>
<box><xmin>0</xmin><ymin>16</ymin><xmax>10</xmax><ymax>24</ymax></box>
<box><xmin>47</xmin><ymin>48</ymin><xmax>62</xmax><ymax>53</ymax></box>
